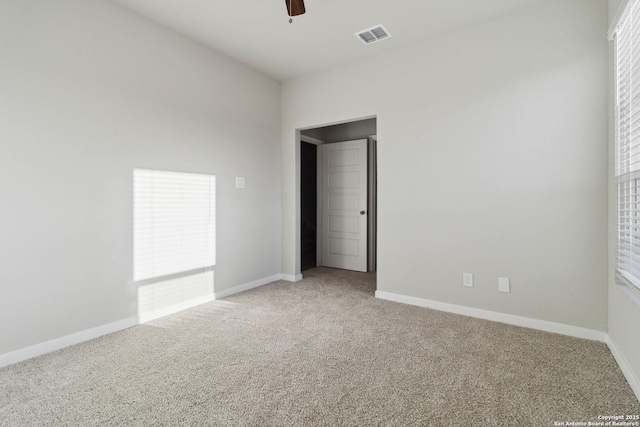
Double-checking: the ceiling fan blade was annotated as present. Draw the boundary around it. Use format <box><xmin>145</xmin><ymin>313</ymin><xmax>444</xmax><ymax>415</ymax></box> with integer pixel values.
<box><xmin>285</xmin><ymin>0</ymin><xmax>306</xmax><ymax>17</ymax></box>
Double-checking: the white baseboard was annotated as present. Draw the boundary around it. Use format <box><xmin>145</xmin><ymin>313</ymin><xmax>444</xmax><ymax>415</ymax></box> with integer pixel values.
<box><xmin>606</xmin><ymin>335</ymin><xmax>640</xmax><ymax>402</ymax></box>
<box><xmin>139</xmin><ymin>294</ymin><xmax>215</xmax><ymax>323</ymax></box>
<box><xmin>145</xmin><ymin>274</ymin><xmax>284</xmax><ymax>320</ymax></box>
<box><xmin>143</xmin><ymin>274</ymin><xmax>284</xmax><ymax>320</ymax></box>
<box><xmin>214</xmin><ymin>274</ymin><xmax>282</xmax><ymax>299</ymax></box>
<box><xmin>281</xmin><ymin>273</ymin><xmax>303</xmax><ymax>282</ymax></box>
<box><xmin>0</xmin><ymin>274</ymin><xmax>285</xmax><ymax>369</ymax></box>
<box><xmin>375</xmin><ymin>291</ymin><xmax>607</xmax><ymax>342</ymax></box>
<box><xmin>0</xmin><ymin>316</ymin><xmax>138</xmax><ymax>369</ymax></box>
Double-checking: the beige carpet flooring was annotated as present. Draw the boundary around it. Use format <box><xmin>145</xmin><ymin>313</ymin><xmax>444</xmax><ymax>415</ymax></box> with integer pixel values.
<box><xmin>0</xmin><ymin>267</ymin><xmax>638</xmax><ymax>426</ymax></box>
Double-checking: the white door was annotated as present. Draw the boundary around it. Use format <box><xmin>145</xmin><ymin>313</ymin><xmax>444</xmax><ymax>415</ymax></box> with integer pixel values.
<box><xmin>321</xmin><ymin>139</ymin><xmax>368</xmax><ymax>272</ymax></box>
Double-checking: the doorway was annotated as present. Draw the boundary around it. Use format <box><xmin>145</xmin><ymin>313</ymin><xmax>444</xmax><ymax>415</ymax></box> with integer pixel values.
<box><xmin>320</xmin><ymin>139</ymin><xmax>368</xmax><ymax>272</ymax></box>
<box><xmin>299</xmin><ymin>117</ymin><xmax>377</xmax><ymax>273</ymax></box>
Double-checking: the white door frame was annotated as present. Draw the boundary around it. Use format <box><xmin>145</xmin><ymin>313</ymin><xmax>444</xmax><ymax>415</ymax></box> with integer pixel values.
<box><xmin>299</xmin><ymin>132</ymin><xmax>377</xmax><ymax>272</ymax></box>
<box><xmin>368</xmin><ymin>136</ymin><xmax>377</xmax><ymax>272</ymax></box>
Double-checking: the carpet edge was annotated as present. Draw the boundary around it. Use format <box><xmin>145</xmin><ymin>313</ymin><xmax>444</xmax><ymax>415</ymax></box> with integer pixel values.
<box><xmin>0</xmin><ymin>316</ymin><xmax>138</xmax><ymax>369</ymax></box>
<box><xmin>606</xmin><ymin>335</ymin><xmax>640</xmax><ymax>403</ymax></box>
<box><xmin>0</xmin><ymin>273</ymin><xmax>285</xmax><ymax>370</ymax></box>
<box><xmin>374</xmin><ymin>290</ymin><xmax>607</xmax><ymax>342</ymax></box>
<box><xmin>214</xmin><ymin>274</ymin><xmax>283</xmax><ymax>299</ymax></box>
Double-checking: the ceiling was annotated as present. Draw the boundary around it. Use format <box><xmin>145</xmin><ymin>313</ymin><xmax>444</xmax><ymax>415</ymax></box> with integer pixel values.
<box><xmin>111</xmin><ymin>0</ymin><xmax>547</xmax><ymax>82</ymax></box>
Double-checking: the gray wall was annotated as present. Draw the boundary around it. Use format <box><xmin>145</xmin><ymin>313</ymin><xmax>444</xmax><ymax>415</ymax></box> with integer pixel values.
<box><xmin>282</xmin><ymin>0</ymin><xmax>608</xmax><ymax>330</ymax></box>
<box><xmin>0</xmin><ymin>0</ymin><xmax>282</xmax><ymax>355</ymax></box>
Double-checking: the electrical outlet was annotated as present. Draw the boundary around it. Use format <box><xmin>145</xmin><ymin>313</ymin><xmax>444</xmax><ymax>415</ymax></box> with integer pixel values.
<box><xmin>463</xmin><ymin>273</ymin><xmax>473</xmax><ymax>288</ymax></box>
<box><xmin>498</xmin><ymin>277</ymin><xmax>510</xmax><ymax>293</ymax></box>
<box><xmin>235</xmin><ymin>177</ymin><xmax>245</xmax><ymax>188</ymax></box>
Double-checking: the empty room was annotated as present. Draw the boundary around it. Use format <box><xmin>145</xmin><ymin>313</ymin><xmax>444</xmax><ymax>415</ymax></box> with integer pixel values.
<box><xmin>1</xmin><ymin>0</ymin><xmax>639</xmax><ymax>425</ymax></box>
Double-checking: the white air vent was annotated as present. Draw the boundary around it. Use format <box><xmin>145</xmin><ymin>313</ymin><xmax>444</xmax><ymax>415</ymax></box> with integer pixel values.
<box><xmin>355</xmin><ymin>24</ymin><xmax>391</xmax><ymax>45</ymax></box>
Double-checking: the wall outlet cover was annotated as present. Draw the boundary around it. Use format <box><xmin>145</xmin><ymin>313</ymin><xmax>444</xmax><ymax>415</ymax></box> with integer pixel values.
<box><xmin>235</xmin><ymin>177</ymin><xmax>245</xmax><ymax>188</ymax></box>
<box><xmin>463</xmin><ymin>273</ymin><xmax>473</xmax><ymax>288</ymax></box>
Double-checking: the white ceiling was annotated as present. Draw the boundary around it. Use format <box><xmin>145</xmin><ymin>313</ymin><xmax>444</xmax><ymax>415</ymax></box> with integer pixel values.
<box><xmin>111</xmin><ymin>0</ymin><xmax>547</xmax><ymax>81</ymax></box>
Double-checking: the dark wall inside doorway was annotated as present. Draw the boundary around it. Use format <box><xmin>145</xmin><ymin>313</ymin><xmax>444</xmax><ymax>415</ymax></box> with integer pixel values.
<box><xmin>301</xmin><ymin>142</ymin><xmax>317</xmax><ymax>271</ymax></box>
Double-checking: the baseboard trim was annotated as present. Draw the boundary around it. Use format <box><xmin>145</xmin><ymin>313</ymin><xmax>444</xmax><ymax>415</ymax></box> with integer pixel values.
<box><xmin>0</xmin><ymin>274</ymin><xmax>285</xmax><ymax>369</ymax></box>
<box><xmin>606</xmin><ymin>335</ymin><xmax>640</xmax><ymax>402</ymax></box>
<box><xmin>214</xmin><ymin>274</ymin><xmax>282</xmax><ymax>299</ymax></box>
<box><xmin>0</xmin><ymin>316</ymin><xmax>138</xmax><ymax>369</ymax></box>
<box><xmin>281</xmin><ymin>274</ymin><xmax>303</xmax><ymax>282</ymax></box>
<box><xmin>375</xmin><ymin>291</ymin><xmax>607</xmax><ymax>342</ymax></box>
<box><xmin>139</xmin><ymin>294</ymin><xmax>215</xmax><ymax>323</ymax></box>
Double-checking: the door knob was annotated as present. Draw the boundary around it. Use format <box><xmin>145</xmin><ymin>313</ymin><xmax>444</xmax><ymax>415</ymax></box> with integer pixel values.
<box><xmin>360</xmin><ymin>210</ymin><xmax>366</xmax><ymax>215</ymax></box>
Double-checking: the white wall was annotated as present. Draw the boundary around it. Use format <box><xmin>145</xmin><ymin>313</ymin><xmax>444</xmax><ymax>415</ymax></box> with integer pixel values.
<box><xmin>0</xmin><ymin>0</ymin><xmax>281</xmax><ymax>355</ymax></box>
<box><xmin>608</xmin><ymin>0</ymin><xmax>640</xmax><ymax>398</ymax></box>
<box><xmin>282</xmin><ymin>0</ymin><xmax>608</xmax><ymax>330</ymax></box>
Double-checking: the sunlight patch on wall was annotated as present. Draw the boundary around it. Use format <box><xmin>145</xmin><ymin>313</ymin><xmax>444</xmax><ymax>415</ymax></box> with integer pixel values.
<box><xmin>133</xmin><ymin>168</ymin><xmax>216</xmax><ymax>322</ymax></box>
<box><xmin>137</xmin><ymin>270</ymin><xmax>214</xmax><ymax>323</ymax></box>
<box><xmin>134</xmin><ymin>168</ymin><xmax>216</xmax><ymax>281</ymax></box>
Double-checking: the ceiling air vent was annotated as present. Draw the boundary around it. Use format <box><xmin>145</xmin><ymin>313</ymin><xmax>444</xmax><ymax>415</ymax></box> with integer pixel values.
<box><xmin>355</xmin><ymin>24</ymin><xmax>391</xmax><ymax>45</ymax></box>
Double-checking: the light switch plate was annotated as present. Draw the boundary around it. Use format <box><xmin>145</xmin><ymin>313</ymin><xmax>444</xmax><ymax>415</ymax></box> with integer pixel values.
<box><xmin>235</xmin><ymin>177</ymin><xmax>245</xmax><ymax>189</ymax></box>
<box><xmin>498</xmin><ymin>277</ymin><xmax>510</xmax><ymax>293</ymax></box>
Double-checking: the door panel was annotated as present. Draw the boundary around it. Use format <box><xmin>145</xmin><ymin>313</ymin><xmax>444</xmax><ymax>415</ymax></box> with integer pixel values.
<box><xmin>328</xmin><ymin>238</ymin><xmax>359</xmax><ymax>257</ymax></box>
<box><xmin>321</xmin><ymin>139</ymin><xmax>368</xmax><ymax>272</ymax></box>
<box><xmin>329</xmin><ymin>194</ymin><xmax>359</xmax><ymax>211</ymax></box>
<box><xmin>329</xmin><ymin>216</ymin><xmax>359</xmax><ymax>233</ymax></box>
<box><xmin>329</xmin><ymin>148</ymin><xmax>359</xmax><ymax>166</ymax></box>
